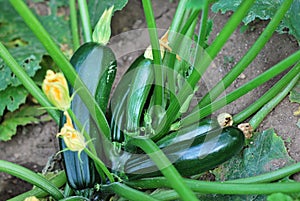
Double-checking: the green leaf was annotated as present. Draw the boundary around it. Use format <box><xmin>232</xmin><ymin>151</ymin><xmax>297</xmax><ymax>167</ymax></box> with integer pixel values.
<box><xmin>289</xmin><ymin>78</ymin><xmax>300</xmax><ymax>103</ymax></box>
<box><xmin>0</xmin><ymin>105</ymin><xmax>49</xmax><ymax>141</ymax></box>
<box><xmin>208</xmin><ymin>129</ymin><xmax>294</xmax><ymax>201</ymax></box>
<box><xmin>0</xmin><ymin>86</ymin><xmax>28</xmax><ymax>116</ymax></box>
<box><xmin>267</xmin><ymin>193</ymin><xmax>293</xmax><ymax>201</ymax></box>
<box><xmin>88</xmin><ymin>0</ymin><xmax>128</xmax><ymax>28</ymax></box>
<box><xmin>211</xmin><ymin>0</ymin><xmax>300</xmax><ymax>42</ymax></box>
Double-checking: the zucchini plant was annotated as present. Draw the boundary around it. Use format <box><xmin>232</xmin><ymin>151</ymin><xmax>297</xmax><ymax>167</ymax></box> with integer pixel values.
<box><xmin>0</xmin><ymin>0</ymin><xmax>300</xmax><ymax>200</ymax></box>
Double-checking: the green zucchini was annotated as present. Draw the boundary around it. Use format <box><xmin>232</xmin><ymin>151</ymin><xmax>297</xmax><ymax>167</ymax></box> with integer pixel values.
<box><xmin>117</xmin><ymin>121</ymin><xmax>244</xmax><ymax>180</ymax></box>
<box><xmin>110</xmin><ymin>57</ymin><xmax>153</xmax><ymax>143</ymax></box>
<box><xmin>59</xmin><ymin>42</ymin><xmax>117</xmax><ymax>190</ymax></box>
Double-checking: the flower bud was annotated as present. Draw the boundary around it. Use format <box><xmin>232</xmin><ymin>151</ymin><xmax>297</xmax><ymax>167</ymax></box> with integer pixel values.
<box><xmin>57</xmin><ymin>112</ymin><xmax>86</xmax><ymax>153</ymax></box>
<box><xmin>42</xmin><ymin>70</ymin><xmax>71</xmax><ymax>111</ymax></box>
<box><xmin>92</xmin><ymin>6</ymin><xmax>114</xmax><ymax>45</ymax></box>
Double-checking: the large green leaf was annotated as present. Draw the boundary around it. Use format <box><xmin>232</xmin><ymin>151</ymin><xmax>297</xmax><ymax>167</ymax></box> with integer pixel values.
<box><xmin>88</xmin><ymin>0</ymin><xmax>128</xmax><ymax>28</ymax></box>
<box><xmin>211</xmin><ymin>0</ymin><xmax>300</xmax><ymax>42</ymax></box>
<box><xmin>290</xmin><ymin>79</ymin><xmax>300</xmax><ymax>103</ymax></box>
<box><xmin>203</xmin><ymin>129</ymin><xmax>295</xmax><ymax>201</ymax></box>
<box><xmin>0</xmin><ymin>105</ymin><xmax>49</xmax><ymax>141</ymax></box>
<box><xmin>0</xmin><ymin>0</ymin><xmax>72</xmax><ymax>114</ymax></box>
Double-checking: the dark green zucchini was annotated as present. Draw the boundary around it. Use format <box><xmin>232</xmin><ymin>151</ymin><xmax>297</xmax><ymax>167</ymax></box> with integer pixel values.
<box><xmin>59</xmin><ymin>42</ymin><xmax>117</xmax><ymax>190</ymax></box>
<box><xmin>118</xmin><ymin>122</ymin><xmax>244</xmax><ymax>180</ymax></box>
<box><xmin>110</xmin><ymin>57</ymin><xmax>153</xmax><ymax>143</ymax></box>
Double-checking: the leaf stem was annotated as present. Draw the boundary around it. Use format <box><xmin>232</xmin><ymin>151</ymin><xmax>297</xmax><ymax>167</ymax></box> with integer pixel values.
<box><xmin>8</xmin><ymin>171</ymin><xmax>66</xmax><ymax>201</ymax></box>
<box><xmin>194</xmin><ymin>0</ymin><xmax>293</xmax><ymax>110</ymax></box>
<box><xmin>129</xmin><ymin>138</ymin><xmax>198</xmax><ymax>201</ymax></box>
<box><xmin>84</xmin><ymin>148</ymin><xmax>114</xmax><ymax>183</ymax></box>
<box><xmin>0</xmin><ymin>42</ymin><xmax>60</xmax><ymax>123</ymax></box>
<box><xmin>180</xmin><ymin>50</ymin><xmax>300</xmax><ymax>128</ymax></box>
<box><xmin>9</xmin><ymin>0</ymin><xmax>111</xmax><ymax>139</ymax></box>
<box><xmin>103</xmin><ymin>182</ymin><xmax>160</xmax><ymax>201</ymax></box>
<box><xmin>69</xmin><ymin>0</ymin><xmax>80</xmax><ymax>50</ymax></box>
<box><xmin>126</xmin><ymin>177</ymin><xmax>300</xmax><ymax>195</ymax></box>
<box><xmin>78</xmin><ymin>0</ymin><xmax>92</xmax><ymax>42</ymax></box>
<box><xmin>249</xmin><ymin>68</ymin><xmax>300</xmax><ymax>130</ymax></box>
<box><xmin>0</xmin><ymin>160</ymin><xmax>64</xmax><ymax>200</ymax></box>
<box><xmin>233</xmin><ymin>62</ymin><xmax>300</xmax><ymax>123</ymax></box>
<box><xmin>141</xmin><ymin>0</ymin><xmax>163</xmax><ymax>107</ymax></box>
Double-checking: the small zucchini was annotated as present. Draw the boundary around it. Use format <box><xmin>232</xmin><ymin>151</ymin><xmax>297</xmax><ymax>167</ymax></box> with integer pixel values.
<box><xmin>59</xmin><ymin>42</ymin><xmax>117</xmax><ymax>190</ymax></box>
<box><xmin>119</xmin><ymin>121</ymin><xmax>244</xmax><ymax>180</ymax></box>
<box><xmin>110</xmin><ymin>57</ymin><xmax>153</xmax><ymax>142</ymax></box>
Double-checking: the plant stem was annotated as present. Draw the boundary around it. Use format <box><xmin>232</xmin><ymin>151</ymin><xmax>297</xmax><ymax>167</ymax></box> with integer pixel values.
<box><xmin>70</xmin><ymin>0</ymin><xmax>80</xmax><ymax>50</ymax></box>
<box><xmin>9</xmin><ymin>0</ymin><xmax>111</xmax><ymax>139</ymax></box>
<box><xmin>141</xmin><ymin>0</ymin><xmax>163</xmax><ymax>107</ymax></box>
<box><xmin>198</xmin><ymin>0</ymin><xmax>209</xmax><ymax>48</ymax></box>
<box><xmin>78</xmin><ymin>0</ymin><xmax>92</xmax><ymax>42</ymax></box>
<box><xmin>0</xmin><ymin>42</ymin><xmax>60</xmax><ymax>123</ymax></box>
<box><xmin>169</xmin><ymin>0</ymin><xmax>189</xmax><ymax>43</ymax></box>
<box><xmin>84</xmin><ymin>148</ymin><xmax>114</xmax><ymax>183</ymax></box>
<box><xmin>126</xmin><ymin>177</ymin><xmax>300</xmax><ymax>195</ymax></box>
<box><xmin>249</xmin><ymin>69</ymin><xmax>300</xmax><ymax>130</ymax></box>
<box><xmin>0</xmin><ymin>160</ymin><xmax>64</xmax><ymax>200</ymax></box>
<box><xmin>129</xmin><ymin>138</ymin><xmax>198</xmax><ymax>201</ymax></box>
<box><xmin>194</xmin><ymin>0</ymin><xmax>293</xmax><ymax>110</ymax></box>
<box><xmin>103</xmin><ymin>182</ymin><xmax>160</xmax><ymax>201</ymax></box>
<box><xmin>180</xmin><ymin>50</ymin><xmax>300</xmax><ymax>128</ymax></box>
<box><xmin>154</xmin><ymin>0</ymin><xmax>256</xmax><ymax>141</ymax></box>
<box><xmin>233</xmin><ymin>63</ymin><xmax>300</xmax><ymax>123</ymax></box>
<box><xmin>8</xmin><ymin>171</ymin><xmax>66</xmax><ymax>201</ymax></box>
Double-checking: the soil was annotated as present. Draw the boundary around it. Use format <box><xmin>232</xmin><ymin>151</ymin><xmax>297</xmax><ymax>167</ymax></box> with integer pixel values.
<box><xmin>1</xmin><ymin>0</ymin><xmax>299</xmax><ymax>200</ymax></box>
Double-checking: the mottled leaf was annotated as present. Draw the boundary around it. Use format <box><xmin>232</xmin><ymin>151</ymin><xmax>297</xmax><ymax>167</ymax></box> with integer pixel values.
<box><xmin>211</xmin><ymin>0</ymin><xmax>300</xmax><ymax>42</ymax></box>
<box><xmin>206</xmin><ymin>129</ymin><xmax>295</xmax><ymax>201</ymax></box>
<box><xmin>289</xmin><ymin>78</ymin><xmax>300</xmax><ymax>103</ymax></box>
<box><xmin>0</xmin><ymin>105</ymin><xmax>48</xmax><ymax>141</ymax></box>
<box><xmin>88</xmin><ymin>0</ymin><xmax>128</xmax><ymax>28</ymax></box>
<box><xmin>0</xmin><ymin>86</ymin><xmax>28</xmax><ymax>116</ymax></box>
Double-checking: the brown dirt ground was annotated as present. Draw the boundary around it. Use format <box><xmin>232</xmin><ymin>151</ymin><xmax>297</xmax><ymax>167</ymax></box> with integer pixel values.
<box><xmin>1</xmin><ymin>0</ymin><xmax>300</xmax><ymax>200</ymax></box>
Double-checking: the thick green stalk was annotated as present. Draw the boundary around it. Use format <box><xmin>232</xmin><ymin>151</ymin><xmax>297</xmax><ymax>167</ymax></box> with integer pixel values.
<box><xmin>154</xmin><ymin>0</ymin><xmax>256</xmax><ymax>140</ymax></box>
<box><xmin>0</xmin><ymin>160</ymin><xmax>64</xmax><ymax>200</ymax></box>
<box><xmin>228</xmin><ymin>162</ymin><xmax>300</xmax><ymax>184</ymax></box>
<box><xmin>141</xmin><ymin>0</ymin><xmax>163</xmax><ymax>107</ymax></box>
<box><xmin>198</xmin><ymin>0</ymin><xmax>209</xmax><ymax>48</ymax></box>
<box><xmin>104</xmin><ymin>182</ymin><xmax>160</xmax><ymax>201</ymax></box>
<box><xmin>8</xmin><ymin>171</ymin><xmax>66</xmax><ymax>201</ymax></box>
<box><xmin>126</xmin><ymin>178</ymin><xmax>300</xmax><ymax>195</ymax></box>
<box><xmin>181</xmin><ymin>51</ymin><xmax>300</xmax><ymax>127</ymax></box>
<box><xmin>129</xmin><ymin>138</ymin><xmax>198</xmax><ymax>201</ymax></box>
<box><xmin>59</xmin><ymin>196</ymin><xmax>89</xmax><ymax>201</ymax></box>
<box><xmin>169</xmin><ymin>0</ymin><xmax>189</xmax><ymax>43</ymax></box>
<box><xmin>194</xmin><ymin>0</ymin><xmax>293</xmax><ymax>110</ymax></box>
<box><xmin>249</xmin><ymin>71</ymin><xmax>300</xmax><ymax>130</ymax></box>
<box><xmin>70</xmin><ymin>0</ymin><xmax>80</xmax><ymax>50</ymax></box>
<box><xmin>84</xmin><ymin>148</ymin><xmax>114</xmax><ymax>183</ymax></box>
<box><xmin>234</xmin><ymin>63</ymin><xmax>300</xmax><ymax>123</ymax></box>
<box><xmin>78</xmin><ymin>0</ymin><xmax>92</xmax><ymax>42</ymax></box>
<box><xmin>9</xmin><ymin>0</ymin><xmax>111</xmax><ymax>139</ymax></box>
<box><xmin>0</xmin><ymin>42</ymin><xmax>60</xmax><ymax>123</ymax></box>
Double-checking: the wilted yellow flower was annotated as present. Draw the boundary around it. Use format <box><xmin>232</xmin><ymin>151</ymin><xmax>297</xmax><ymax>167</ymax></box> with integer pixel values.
<box><xmin>57</xmin><ymin>112</ymin><xmax>86</xmax><ymax>153</ymax></box>
<box><xmin>144</xmin><ymin>30</ymin><xmax>181</xmax><ymax>61</ymax></box>
<box><xmin>42</xmin><ymin>70</ymin><xmax>71</xmax><ymax>111</ymax></box>
<box><xmin>24</xmin><ymin>196</ymin><xmax>40</xmax><ymax>201</ymax></box>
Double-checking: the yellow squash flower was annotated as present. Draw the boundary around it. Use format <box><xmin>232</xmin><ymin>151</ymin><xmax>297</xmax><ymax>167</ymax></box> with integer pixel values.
<box><xmin>24</xmin><ymin>196</ymin><xmax>40</xmax><ymax>201</ymax></box>
<box><xmin>42</xmin><ymin>70</ymin><xmax>71</xmax><ymax>111</ymax></box>
<box><xmin>57</xmin><ymin>112</ymin><xmax>86</xmax><ymax>154</ymax></box>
